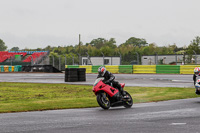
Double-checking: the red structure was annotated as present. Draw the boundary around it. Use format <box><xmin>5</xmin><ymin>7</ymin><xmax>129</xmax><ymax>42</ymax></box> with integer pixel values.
<box><xmin>0</xmin><ymin>51</ymin><xmax>27</xmax><ymax>62</ymax></box>
<box><xmin>22</xmin><ymin>52</ymin><xmax>47</xmax><ymax>63</ymax></box>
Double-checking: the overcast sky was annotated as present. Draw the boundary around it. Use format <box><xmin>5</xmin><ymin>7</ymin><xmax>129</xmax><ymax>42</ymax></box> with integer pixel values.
<box><xmin>1</xmin><ymin>0</ymin><xmax>200</xmax><ymax>49</ymax></box>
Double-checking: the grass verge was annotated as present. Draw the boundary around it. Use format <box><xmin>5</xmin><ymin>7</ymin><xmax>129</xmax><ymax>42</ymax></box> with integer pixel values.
<box><xmin>0</xmin><ymin>82</ymin><xmax>198</xmax><ymax>113</ymax></box>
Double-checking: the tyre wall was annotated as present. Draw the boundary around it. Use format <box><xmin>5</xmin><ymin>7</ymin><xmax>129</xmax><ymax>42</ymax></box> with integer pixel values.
<box><xmin>156</xmin><ymin>65</ymin><xmax>180</xmax><ymax>74</ymax></box>
<box><xmin>66</xmin><ymin>65</ymin><xmax>199</xmax><ymax>74</ymax></box>
<box><xmin>180</xmin><ymin>65</ymin><xmax>199</xmax><ymax>74</ymax></box>
<box><xmin>0</xmin><ymin>65</ymin><xmax>22</xmax><ymax>72</ymax></box>
<box><xmin>133</xmin><ymin>65</ymin><xmax>156</xmax><ymax>74</ymax></box>
<box><xmin>65</xmin><ymin>68</ymin><xmax>86</xmax><ymax>82</ymax></box>
<box><xmin>105</xmin><ymin>65</ymin><xmax>119</xmax><ymax>74</ymax></box>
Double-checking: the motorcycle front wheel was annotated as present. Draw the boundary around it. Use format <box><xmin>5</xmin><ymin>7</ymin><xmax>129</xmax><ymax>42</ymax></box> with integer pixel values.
<box><xmin>123</xmin><ymin>91</ymin><xmax>133</xmax><ymax>108</ymax></box>
<box><xmin>97</xmin><ymin>92</ymin><xmax>110</xmax><ymax>110</ymax></box>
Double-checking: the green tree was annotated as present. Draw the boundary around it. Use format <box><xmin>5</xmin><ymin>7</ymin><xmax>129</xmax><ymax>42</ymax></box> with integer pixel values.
<box><xmin>89</xmin><ymin>38</ymin><xmax>106</xmax><ymax>49</ymax></box>
<box><xmin>186</xmin><ymin>36</ymin><xmax>200</xmax><ymax>63</ymax></box>
<box><xmin>100</xmin><ymin>46</ymin><xmax>114</xmax><ymax>56</ymax></box>
<box><xmin>10</xmin><ymin>47</ymin><xmax>19</xmax><ymax>51</ymax></box>
<box><xmin>44</xmin><ymin>45</ymin><xmax>53</xmax><ymax>51</ymax></box>
<box><xmin>0</xmin><ymin>39</ymin><xmax>7</xmax><ymax>51</ymax></box>
<box><xmin>120</xmin><ymin>37</ymin><xmax>148</xmax><ymax>47</ymax></box>
<box><xmin>88</xmin><ymin>38</ymin><xmax>117</xmax><ymax>49</ymax></box>
<box><xmin>187</xmin><ymin>36</ymin><xmax>200</xmax><ymax>54</ymax></box>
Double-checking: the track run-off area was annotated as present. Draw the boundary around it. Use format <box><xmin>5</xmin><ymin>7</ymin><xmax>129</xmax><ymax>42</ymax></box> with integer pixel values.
<box><xmin>0</xmin><ymin>73</ymin><xmax>199</xmax><ymax>133</ymax></box>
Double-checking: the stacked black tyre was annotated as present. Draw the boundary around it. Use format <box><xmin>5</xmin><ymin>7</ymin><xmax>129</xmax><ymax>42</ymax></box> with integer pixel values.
<box><xmin>65</xmin><ymin>68</ymin><xmax>78</xmax><ymax>82</ymax></box>
<box><xmin>65</xmin><ymin>68</ymin><xmax>86</xmax><ymax>82</ymax></box>
<box><xmin>78</xmin><ymin>68</ymin><xmax>86</xmax><ymax>81</ymax></box>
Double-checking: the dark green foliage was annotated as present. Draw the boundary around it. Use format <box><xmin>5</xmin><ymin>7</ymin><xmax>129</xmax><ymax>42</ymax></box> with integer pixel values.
<box><xmin>0</xmin><ymin>39</ymin><xmax>7</xmax><ymax>51</ymax></box>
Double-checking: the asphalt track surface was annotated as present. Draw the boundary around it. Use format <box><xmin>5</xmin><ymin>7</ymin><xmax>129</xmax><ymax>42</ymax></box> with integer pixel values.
<box><xmin>1</xmin><ymin>98</ymin><xmax>200</xmax><ymax>133</ymax></box>
<box><xmin>0</xmin><ymin>73</ymin><xmax>194</xmax><ymax>87</ymax></box>
<box><xmin>0</xmin><ymin>73</ymin><xmax>199</xmax><ymax>133</ymax></box>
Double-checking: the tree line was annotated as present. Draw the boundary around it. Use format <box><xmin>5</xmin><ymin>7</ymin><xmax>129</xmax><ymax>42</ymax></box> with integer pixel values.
<box><xmin>1</xmin><ymin>36</ymin><xmax>200</xmax><ymax>64</ymax></box>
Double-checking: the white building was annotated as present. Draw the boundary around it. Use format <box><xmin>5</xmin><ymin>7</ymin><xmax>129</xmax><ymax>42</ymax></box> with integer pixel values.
<box><xmin>81</xmin><ymin>56</ymin><xmax>120</xmax><ymax>65</ymax></box>
<box><xmin>142</xmin><ymin>54</ymin><xmax>200</xmax><ymax>65</ymax></box>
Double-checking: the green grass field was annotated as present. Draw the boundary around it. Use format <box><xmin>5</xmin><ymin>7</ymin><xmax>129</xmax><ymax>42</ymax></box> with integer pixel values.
<box><xmin>0</xmin><ymin>82</ymin><xmax>198</xmax><ymax>113</ymax></box>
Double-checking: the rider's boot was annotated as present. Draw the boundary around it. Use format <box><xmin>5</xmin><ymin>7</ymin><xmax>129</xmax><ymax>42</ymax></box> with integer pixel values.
<box><xmin>196</xmin><ymin>89</ymin><xmax>200</xmax><ymax>95</ymax></box>
<box><xmin>119</xmin><ymin>86</ymin><xmax>129</xmax><ymax>99</ymax></box>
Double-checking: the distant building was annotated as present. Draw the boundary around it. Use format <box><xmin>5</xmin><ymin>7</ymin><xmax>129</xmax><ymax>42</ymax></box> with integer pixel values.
<box><xmin>81</xmin><ymin>56</ymin><xmax>120</xmax><ymax>65</ymax></box>
<box><xmin>141</xmin><ymin>54</ymin><xmax>200</xmax><ymax>65</ymax></box>
<box><xmin>142</xmin><ymin>55</ymin><xmax>184</xmax><ymax>65</ymax></box>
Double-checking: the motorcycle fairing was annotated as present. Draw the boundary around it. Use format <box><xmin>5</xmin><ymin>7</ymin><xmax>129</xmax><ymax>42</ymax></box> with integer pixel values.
<box><xmin>93</xmin><ymin>80</ymin><xmax>119</xmax><ymax>97</ymax></box>
<box><xmin>120</xmin><ymin>83</ymin><xmax>125</xmax><ymax>88</ymax></box>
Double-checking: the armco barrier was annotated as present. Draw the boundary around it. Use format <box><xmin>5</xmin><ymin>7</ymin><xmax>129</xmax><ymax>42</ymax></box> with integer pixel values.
<box><xmin>65</xmin><ymin>65</ymin><xmax>199</xmax><ymax>74</ymax></box>
<box><xmin>79</xmin><ymin>65</ymin><xmax>92</xmax><ymax>73</ymax></box>
<box><xmin>180</xmin><ymin>65</ymin><xmax>199</xmax><ymax>74</ymax></box>
<box><xmin>156</xmin><ymin>65</ymin><xmax>180</xmax><ymax>74</ymax></box>
<box><xmin>92</xmin><ymin>65</ymin><xmax>102</xmax><ymax>73</ymax></box>
<box><xmin>105</xmin><ymin>65</ymin><xmax>119</xmax><ymax>73</ymax></box>
<box><xmin>65</xmin><ymin>65</ymin><xmax>79</xmax><ymax>68</ymax></box>
<box><xmin>133</xmin><ymin>65</ymin><xmax>156</xmax><ymax>74</ymax></box>
<box><xmin>119</xmin><ymin>65</ymin><xmax>133</xmax><ymax>74</ymax></box>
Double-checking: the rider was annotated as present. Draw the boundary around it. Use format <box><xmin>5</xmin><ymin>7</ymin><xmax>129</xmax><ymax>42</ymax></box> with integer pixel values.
<box><xmin>97</xmin><ymin>66</ymin><xmax>127</xmax><ymax>98</ymax></box>
<box><xmin>193</xmin><ymin>67</ymin><xmax>200</xmax><ymax>94</ymax></box>
<box><xmin>193</xmin><ymin>67</ymin><xmax>200</xmax><ymax>85</ymax></box>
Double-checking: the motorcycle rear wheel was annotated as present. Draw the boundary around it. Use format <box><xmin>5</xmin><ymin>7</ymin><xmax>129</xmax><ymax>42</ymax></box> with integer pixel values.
<box><xmin>97</xmin><ymin>92</ymin><xmax>110</xmax><ymax>110</ymax></box>
<box><xmin>123</xmin><ymin>91</ymin><xmax>133</xmax><ymax>108</ymax></box>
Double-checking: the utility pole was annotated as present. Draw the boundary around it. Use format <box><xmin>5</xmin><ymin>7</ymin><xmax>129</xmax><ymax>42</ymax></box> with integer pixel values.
<box><xmin>79</xmin><ymin>34</ymin><xmax>81</xmax><ymax>55</ymax></box>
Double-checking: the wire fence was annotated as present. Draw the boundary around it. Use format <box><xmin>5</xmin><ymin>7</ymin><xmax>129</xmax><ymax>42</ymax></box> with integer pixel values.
<box><xmin>49</xmin><ymin>54</ymin><xmax>200</xmax><ymax>71</ymax></box>
<box><xmin>2</xmin><ymin>53</ymin><xmax>200</xmax><ymax>71</ymax></box>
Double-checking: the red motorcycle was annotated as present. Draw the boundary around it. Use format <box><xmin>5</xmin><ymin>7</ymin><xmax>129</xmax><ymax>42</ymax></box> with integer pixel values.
<box><xmin>92</xmin><ymin>78</ymin><xmax>133</xmax><ymax>109</ymax></box>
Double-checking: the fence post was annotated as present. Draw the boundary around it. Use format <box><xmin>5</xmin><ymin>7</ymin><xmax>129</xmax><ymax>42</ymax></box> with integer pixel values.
<box><xmin>101</xmin><ymin>52</ymin><xmax>104</xmax><ymax>65</ymax></box>
<box><xmin>136</xmin><ymin>52</ymin><xmax>139</xmax><ymax>65</ymax></box>
<box><xmin>155</xmin><ymin>52</ymin><xmax>158</xmax><ymax>65</ymax></box>
<box><xmin>53</xmin><ymin>55</ymin><xmax>55</xmax><ymax>67</ymax></box>
<box><xmin>193</xmin><ymin>50</ymin><xmax>197</xmax><ymax>65</ymax></box>
<box><xmin>59</xmin><ymin>55</ymin><xmax>61</xmax><ymax>70</ymax></box>
<box><xmin>118</xmin><ymin>52</ymin><xmax>121</xmax><ymax>65</ymax></box>
<box><xmin>174</xmin><ymin>51</ymin><xmax>177</xmax><ymax>65</ymax></box>
<box><xmin>71</xmin><ymin>54</ymin><xmax>74</xmax><ymax>65</ymax></box>
<box><xmin>64</xmin><ymin>55</ymin><xmax>67</xmax><ymax>65</ymax></box>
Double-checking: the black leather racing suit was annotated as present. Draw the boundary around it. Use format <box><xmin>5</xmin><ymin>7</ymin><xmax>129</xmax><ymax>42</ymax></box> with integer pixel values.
<box><xmin>193</xmin><ymin>74</ymin><xmax>197</xmax><ymax>85</ymax></box>
<box><xmin>193</xmin><ymin>74</ymin><xmax>200</xmax><ymax>94</ymax></box>
<box><xmin>97</xmin><ymin>71</ymin><xmax>124</xmax><ymax>95</ymax></box>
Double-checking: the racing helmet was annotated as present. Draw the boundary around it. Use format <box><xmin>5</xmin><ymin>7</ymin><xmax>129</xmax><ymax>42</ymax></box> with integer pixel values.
<box><xmin>194</xmin><ymin>67</ymin><xmax>200</xmax><ymax>76</ymax></box>
<box><xmin>98</xmin><ymin>66</ymin><xmax>106</xmax><ymax>76</ymax></box>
